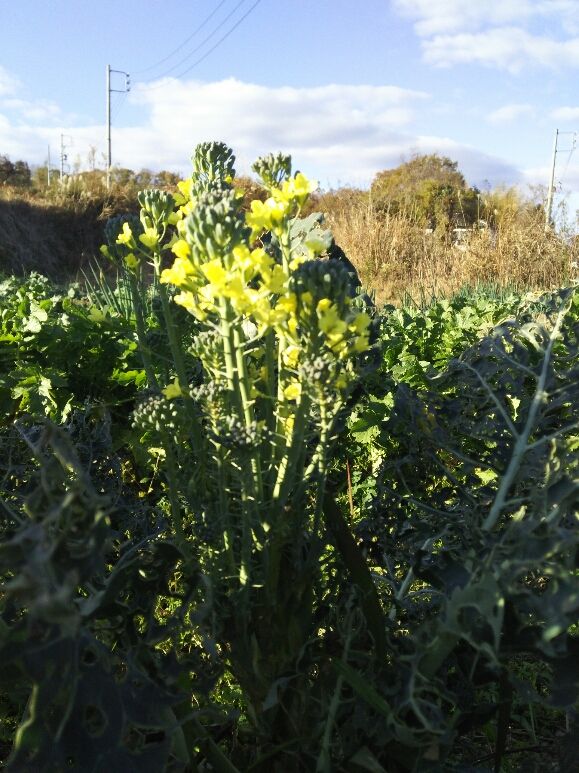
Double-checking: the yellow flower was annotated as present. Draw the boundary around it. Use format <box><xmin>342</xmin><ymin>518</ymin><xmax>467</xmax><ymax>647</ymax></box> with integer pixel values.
<box><xmin>352</xmin><ymin>334</ymin><xmax>370</xmax><ymax>353</ymax></box>
<box><xmin>201</xmin><ymin>260</ymin><xmax>227</xmax><ymax>287</ymax></box>
<box><xmin>283</xmin><ymin>381</ymin><xmax>301</xmax><ymax>401</ymax></box>
<box><xmin>335</xmin><ymin>374</ymin><xmax>348</xmax><ymax>391</ymax></box>
<box><xmin>160</xmin><ymin>256</ymin><xmax>194</xmax><ymax>286</ymax></box>
<box><xmin>124</xmin><ymin>252</ymin><xmax>139</xmax><ymax>270</ymax></box>
<box><xmin>116</xmin><ymin>221</ymin><xmax>135</xmax><ymax>247</ymax></box>
<box><xmin>273</xmin><ymin>172</ymin><xmax>317</xmax><ymax>208</ymax></box>
<box><xmin>171</xmin><ymin>239</ymin><xmax>192</xmax><ymax>261</ymax></box>
<box><xmin>351</xmin><ymin>312</ymin><xmax>371</xmax><ymax>334</ymax></box>
<box><xmin>282</xmin><ymin>345</ymin><xmax>300</xmax><ymax>369</ymax></box>
<box><xmin>304</xmin><ymin>234</ymin><xmax>328</xmax><ymax>256</ymax></box>
<box><xmin>265</xmin><ymin>264</ymin><xmax>289</xmax><ymax>294</ymax></box>
<box><xmin>246</xmin><ymin>198</ymin><xmax>289</xmax><ymax>237</ymax></box>
<box><xmin>232</xmin><ymin>244</ymin><xmax>252</xmax><ymax>271</ymax></box>
<box><xmin>289</xmin><ymin>254</ymin><xmax>308</xmax><ymax>271</ymax></box>
<box><xmin>174</xmin><ymin>291</ymin><xmax>194</xmax><ymax>309</ymax></box>
<box><xmin>275</xmin><ymin>293</ymin><xmax>297</xmax><ymax>316</ymax></box>
<box><xmin>318</xmin><ymin>304</ymin><xmax>347</xmax><ymax>338</ymax></box>
<box><xmin>177</xmin><ymin>179</ymin><xmax>193</xmax><ymax>201</ymax></box>
<box><xmin>139</xmin><ymin>227</ymin><xmax>159</xmax><ymax>250</ymax></box>
<box><xmin>162</xmin><ymin>378</ymin><xmax>182</xmax><ymax>399</ymax></box>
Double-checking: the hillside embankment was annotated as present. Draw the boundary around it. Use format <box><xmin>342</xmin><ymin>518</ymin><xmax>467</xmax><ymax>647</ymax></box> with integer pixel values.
<box><xmin>0</xmin><ymin>190</ymin><xmax>137</xmax><ymax>280</ymax></box>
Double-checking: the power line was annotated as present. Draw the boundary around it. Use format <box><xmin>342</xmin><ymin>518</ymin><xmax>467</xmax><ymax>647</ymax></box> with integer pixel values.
<box><xmin>173</xmin><ymin>0</ymin><xmax>262</xmax><ymax>79</ymax></box>
<box><xmin>106</xmin><ymin>65</ymin><xmax>131</xmax><ymax>188</ymax></box>
<box><xmin>110</xmin><ymin>90</ymin><xmax>129</xmax><ymax>124</ymax></box>
<box><xmin>135</xmin><ymin>0</ymin><xmax>248</xmax><ymax>84</ymax></box>
<box><xmin>558</xmin><ymin>132</ymin><xmax>577</xmax><ymax>188</ymax></box>
<box><xmin>132</xmin><ymin>0</ymin><xmax>229</xmax><ymax>76</ymax></box>
<box><xmin>545</xmin><ymin>129</ymin><xmax>578</xmax><ymax>229</ymax></box>
<box><xmin>135</xmin><ymin>0</ymin><xmax>260</xmax><ymax>89</ymax></box>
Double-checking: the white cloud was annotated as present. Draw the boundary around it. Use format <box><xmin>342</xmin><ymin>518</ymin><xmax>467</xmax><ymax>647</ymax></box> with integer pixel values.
<box><xmin>392</xmin><ymin>0</ymin><xmax>534</xmax><ymax>36</ymax></box>
<box><xmin>121</xmin><ymin>78</ymin><xmax>429</xmax><ymax>183</ymax></box>
<box><xmin>392</xmin><ymin>0</ymin><xmax>579</xmax><ymax>71</ymax></box>
<box><xmin>423</xmin><ymin>27</ymin><xmax>579</xmax><ymax>72</ymax></box>
<box><xmin>551</xmin><ymin>106</ymin><xmax>579</xmax><ymax>122</ymax></box>
<box><xmin>0</xmin><ymin>77</ymin><xmax>521</xmax><ymax>189</ymax></box>
<box><xmin>0</xmin><ymin>66</ymin><xmax>19</xmax><ymax>97</ymax></box>
<box><xmin>487</xmin><ymin>103</ymin><xmax>535</xmax><ymax>124</ymax></box>
<box><xmin>1</xmin><ymin>98</ymin><xmax>62</xmax><ymax>122</ymax></box>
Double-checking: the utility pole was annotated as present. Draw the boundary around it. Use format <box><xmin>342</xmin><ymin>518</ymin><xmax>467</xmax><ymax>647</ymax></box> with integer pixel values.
<box><xmin>106</xmin><ymin>64</ymin><xmax>130</xmax><ymax>189</ymax></box>
<box><xmin>60</xmin><ymin>134</ymin><xmax>72</xmax><ymax>182</ymax></box>
<box><xmin>545</xmin><ymin>129</ymin><xmax>559</xmax><ymax>231</ymax></box>
<box><xmin>47</xmin><ymin>145</ymin><xmax>51</xmax><ymax>186</ymax></box>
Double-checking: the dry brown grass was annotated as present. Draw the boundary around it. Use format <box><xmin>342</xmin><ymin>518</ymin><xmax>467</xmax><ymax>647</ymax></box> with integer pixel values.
<box><xmin>320</xmin><ymin>190</ymin><xmax>577</xmax><ymax>304</ymax></box>
<box><xmin>0</xmin><ymin>184</ymin><xmax>137</xmax><ymax>279</ymax></box>
<box><xmin>1</xmin><ymin>178</ymin><xmax>577</xmax><ymax>297</ymax></box>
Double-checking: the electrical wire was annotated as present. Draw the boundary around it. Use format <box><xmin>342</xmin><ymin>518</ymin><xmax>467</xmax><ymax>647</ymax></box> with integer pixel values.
<box><xmin>132</xmin><ymin>0</ymin><xmax>229</xmax><ymax>76</ymax></box>
<box><xmin>110</xmin><ymin>90</ymin><xmax>128</xmax><ymax>123</ymax></box>
<box><xmin>134</xmin><ymin>0</ymin><xmax>260</xmax><ymax>89</ymax></box>
<box><xmin>558</xmin><ymin>133</ymin><xmax>577</xmax><ymax>189</ymax></box>
<box><xmin>135</xmin><ymin>0</ymin><xmax>248</xmax><ymax>84</ymax></box>
<box><xmin>172</xmin><ymin>0</ymin><xmax>262</xmax><ymax>79</ymax></box>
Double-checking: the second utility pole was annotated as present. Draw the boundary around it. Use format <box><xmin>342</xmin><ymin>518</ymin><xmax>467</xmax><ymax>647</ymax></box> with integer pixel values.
<box><xmin>106</xmin><ymin>64</ymin><xmax>130</xmax><ymax>189</ymax></box>
<box><xmin>106</xmin><ymin>64</ymin><xmax>111</xmax><ymax>189</ymax></box>
<box><xmin>545</xmin><ymin>128</ymin><xmax>559</xmax><ymax>231</ymax></box>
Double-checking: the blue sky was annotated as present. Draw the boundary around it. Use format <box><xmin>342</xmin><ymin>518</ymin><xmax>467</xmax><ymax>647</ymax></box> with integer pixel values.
<box><xmin>1</xmin><ymin>0</ymin><xmax>578</xmax><ymax>217</ymax></box>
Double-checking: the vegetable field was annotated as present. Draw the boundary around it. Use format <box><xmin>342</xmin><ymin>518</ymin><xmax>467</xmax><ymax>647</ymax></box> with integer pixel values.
<box><xmin>1</xmin><ymin>143</ymin><xmax>578</xmax><ymax>772</ymax></box>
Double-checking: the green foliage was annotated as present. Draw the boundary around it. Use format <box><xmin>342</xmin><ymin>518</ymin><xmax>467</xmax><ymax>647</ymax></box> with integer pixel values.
<box><xmin>380</xmin><ymin>289</ymin><xmax>522</xmax><ymax>387</ymax></box>
<box><xmin>0</xmin><ymin>155</ymin><xmax>31</xmax><ymax>188</ymax></box>
<box><xmin>0</xmin><ymin>272</ymin><xmax>144</xmax><ymax>422</ymax></box>
<box><xmin>0</xmin><ymin>421</ymin><xmax>216</xmax><ymax>772</ymax></box>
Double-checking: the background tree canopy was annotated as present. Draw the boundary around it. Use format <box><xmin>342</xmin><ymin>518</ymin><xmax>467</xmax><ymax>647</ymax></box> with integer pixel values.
<box><xmin>370</xmin><ymin>153</ymin><xmax>480</xmax><ymax>232</ymax></box>
<box><xmin>0</xmin><ymin>155</ymin><xmax>31</xmax><ymax>188</ymax></box>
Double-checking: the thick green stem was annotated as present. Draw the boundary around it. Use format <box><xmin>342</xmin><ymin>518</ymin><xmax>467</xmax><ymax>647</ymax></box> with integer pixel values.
<box><xmin>311</xmin><ymin>398</ymin><xmax>329</xmax><ymax>536</ymax></box>
<box><xmin>218</xmin><ymin>298</ymin><xmax>255</xmax><ymax>590</ymax></box>
<box><xmin>271</xmin><ymin>392</ymin><xmax>310</xmax><ymax>512</ymax></box>
<box><xmin>216</xmin><ymin>445</ymin><xmax>236</xmax><ymax>575</ymax></box>
<box><xmin>263</xmin><ymin>330</ymin><xmax>276</xmax><ymax>437</ymax></box>
<box><xmin>233</xmin><ymin>327</ymin><xmax>263</xmax><ymax>501</ymax></box>
<box><xmin>219</xmin><ymin>299</ymin><xmax>242</xmax><ymax>414</ymax></box>
<box><xmin>129</xmin><ymin>272</ymin><xmax>157</xmax><ymax>389</ymax></box>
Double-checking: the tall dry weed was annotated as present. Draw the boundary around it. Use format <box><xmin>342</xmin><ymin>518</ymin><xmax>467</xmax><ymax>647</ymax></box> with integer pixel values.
<box><xmin>321</xmin><ymin>191</ymin><xmax>577</xmax><ymax>303</ymax></box>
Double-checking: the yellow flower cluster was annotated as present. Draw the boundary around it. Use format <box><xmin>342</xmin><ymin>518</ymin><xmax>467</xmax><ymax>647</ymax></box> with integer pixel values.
<box><xmin>156</xmin><ymin>170</ymin><xmax>371</xmax><ymax>407</ymax></box>
<box><xmin>246</xmin><ymin>173</ymin><xmax>318</xmax><ymax>239</ymax></box>
<box><xmin>315</xmin><ymin>298</ymin><xmax>371</xmax><ymax>357</ymax></box>
<box><xmin>161</xmin><ymin>239</ymin><xmax>296</xmax><ymax>329</ymax></box>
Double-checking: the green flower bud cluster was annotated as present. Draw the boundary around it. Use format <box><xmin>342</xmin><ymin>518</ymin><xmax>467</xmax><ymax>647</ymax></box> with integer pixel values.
<box><xmin>299</xmin><ymin>354</ymin><xmax>334</xmax><ymax>386</ymax></box>
<box><xmin>299</xmin><ymin>354</ymin><xmax>344</xmax><ymax>400</ymax></box>
<box><xmin>291</xmin><ymin>259</ymin><xmax>352</xmax><ymax>307</ymax></box>
<box><xmin>191</xmin><ymin>141</ymin><xmax>236</xmax><ymax>196</ymax></box>
<box><xmin>213</xmin><ymin>415</ymin><xmax>260</xmax><ymax>451</ymax></box>
<box><xmin>132</xmin><ymin>394</ymin><xmax>183</xmax><ymax>443</ymax></box>
<box><xmin>137</xmin><ymin>189</ymin><xmax>175</xmax><ymax>229</ymax></box>
<box><xmin>252</xmin><ymin>152</ymin><xmax>292</xmax><ymax>190</ymax></box>
<box><xmin>189</xmin><ymin>330</ymin><xmax>223</xmax><ymax>374</ymax></box>
<box><xmin>184</xmin><ymin>189</ymin><xmax>249</xmax><ymax>264</ymax></box>
<box><xmin>189</xmin><ymin>379</ymin><xmax>224</xmax><ymax>406</ymax></box>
